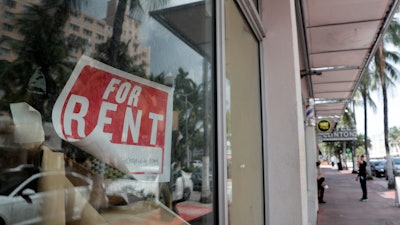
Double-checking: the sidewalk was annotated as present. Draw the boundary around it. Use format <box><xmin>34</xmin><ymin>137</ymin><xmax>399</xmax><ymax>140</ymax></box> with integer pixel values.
<box><xmin>317</xmin><ymin>165</ymin><xmax>400</xmax><ymax>225</ymax></box>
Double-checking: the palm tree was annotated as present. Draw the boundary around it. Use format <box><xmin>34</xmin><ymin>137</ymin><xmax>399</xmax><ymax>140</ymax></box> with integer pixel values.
<box><xmin>372</xmin><ymin>15</ymin><xmax>400</xmax><ymax>189</ymax></box>
<box><xmin>354</xmin><ymin>71</ymin><xmax>378</xmax><ymax>177</ymax></box>
<box><xmin>94</xmin><ymin>39</ymin><xmax>146</xmax><ymax>76</ymax></box>
<box><xmin>336</xmin><ymin>106</ymin><xmax>355</xmax><ymax>171</ymax></box>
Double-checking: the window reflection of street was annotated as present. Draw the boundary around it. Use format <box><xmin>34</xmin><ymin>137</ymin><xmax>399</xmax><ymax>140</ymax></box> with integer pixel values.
<box><xmin>0</xmin><ymin>0</ymin><xmax>215</xmax><ymax>224</ymax></box>
<box><xmin>0</xmin><ymin>163</ymin><xmax>92</xmax><ymax>224</ymax></box>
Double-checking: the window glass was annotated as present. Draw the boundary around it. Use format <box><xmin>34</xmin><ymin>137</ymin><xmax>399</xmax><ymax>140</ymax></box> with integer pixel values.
<box><xmin>225</xmin><ymin>0</ymin><xmax>264</xmax><ymax>224</ymax></box>
<box><xmin>5</xmin><ymin>0</ymin><xmax>16</xmax><ymax>8</ymax></box>
<box><xmin>0</xmin><ymin>0</ymin><xmax>215</xmax><ymax>224</ymax></box>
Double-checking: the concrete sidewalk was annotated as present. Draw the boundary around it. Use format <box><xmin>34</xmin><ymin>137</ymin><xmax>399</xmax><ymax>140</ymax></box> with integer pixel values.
<box><xmin>317</xmin><ymin>165</ymin><xmax>400</xmax><ymax>225</ymax></box>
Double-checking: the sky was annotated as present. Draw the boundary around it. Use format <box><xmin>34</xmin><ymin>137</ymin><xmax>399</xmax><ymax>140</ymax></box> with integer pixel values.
<box><xmin>354</xmin><ymin>41</ymin><xmax>400</xmax><ymax>139</ymax></box>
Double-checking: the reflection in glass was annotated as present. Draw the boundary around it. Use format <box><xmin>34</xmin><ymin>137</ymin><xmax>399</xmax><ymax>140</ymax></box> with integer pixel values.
<box><xmin>0</xmin><ymin>0</ymin><xmax>215</xmax><ymax>224</ymax></box>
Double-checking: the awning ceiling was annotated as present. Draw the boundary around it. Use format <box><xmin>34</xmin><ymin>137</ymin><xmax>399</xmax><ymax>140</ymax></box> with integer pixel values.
<box><xmin>151</xmin><ymin>0</ymin><xmax>400</xmax><ymax>120</ymax></box>
<box><xmin>299</xmin><ymin>0</ymin><xmax>400</xmax><ymax>119</ymax></box>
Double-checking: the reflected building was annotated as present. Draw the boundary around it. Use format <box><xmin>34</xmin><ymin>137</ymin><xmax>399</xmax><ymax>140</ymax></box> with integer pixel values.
<box><xmin>0</xmin><ymin>0</ymin><xmax>150</xmax><ymax>75</ymax></box>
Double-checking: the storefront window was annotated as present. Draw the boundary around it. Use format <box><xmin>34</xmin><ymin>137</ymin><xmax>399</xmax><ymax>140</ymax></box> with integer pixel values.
<box><xmin>0</xmin><ymin>0</ymin><xmax>215</xmax><ymax>224</ymax></box>
<box><xmin>225</xmin><ymin>0</ymin><xmax>264</xmax><ymax>224</ymax></box>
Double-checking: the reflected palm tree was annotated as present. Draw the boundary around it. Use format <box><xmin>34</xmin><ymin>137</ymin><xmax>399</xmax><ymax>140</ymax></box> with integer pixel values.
<box><xmin>94</xmin><ymin>39</ymin><xmax>146</xmax><ymax>76</ymax></box>
<box><xmin>0</xmin><ymin>0</ymin><xmax>81</xmax><ymax>120</ymax></box>
<box><xmin>174</xmin><ymin>68</ymin><xmax>203</xmax><ymax>165</ymax></box>
<box><xmin>107</xmin><ymin>0</ymin><xmax>169</xmax><ymax>67</ymax></box>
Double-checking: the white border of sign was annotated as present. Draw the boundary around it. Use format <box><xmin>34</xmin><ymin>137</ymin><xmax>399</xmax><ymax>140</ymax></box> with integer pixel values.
<box><xmin>52</xmin><ymin>56</ymin><xmax>174</xmax><ymax>182</ymax></box>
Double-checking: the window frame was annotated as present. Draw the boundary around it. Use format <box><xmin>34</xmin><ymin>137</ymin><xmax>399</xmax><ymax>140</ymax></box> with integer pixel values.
<box><xmin>216</xmin><ymin>0</ymin><xmax>266</xmax><ymax>224</ymax></box>
<box><xmin>235</xmin><ymin>0</ymin><xmax>265</xmax><ymax>41</ymax></box>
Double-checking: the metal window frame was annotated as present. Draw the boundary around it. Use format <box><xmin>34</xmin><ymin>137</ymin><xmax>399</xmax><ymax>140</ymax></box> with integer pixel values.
<box><xmin>235</xmin><ymin>0</ymin><xmax>266</xmax><ymax>41</ymax></box>
<box><xmin>217</xmin><ymin>0</ymin><xmax>267</xmax><ymax>224</ymax></box>
<box><xmin>216</xmin><ymin>0</ymin><xmax>228</xmax><ymax>224</ymax></box>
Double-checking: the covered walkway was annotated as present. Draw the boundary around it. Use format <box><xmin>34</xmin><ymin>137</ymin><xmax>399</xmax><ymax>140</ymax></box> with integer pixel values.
<box><xmin>317</xmin><ymin>165</ymin><xmax>400</xmax><ymax>225</ymax></box>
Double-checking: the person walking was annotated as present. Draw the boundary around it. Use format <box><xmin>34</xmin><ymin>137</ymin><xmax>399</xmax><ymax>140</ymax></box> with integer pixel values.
<box><xmin>356</xmin><ymin>155</ymin><xmax>368</xmax><ymax>202</ymax></box>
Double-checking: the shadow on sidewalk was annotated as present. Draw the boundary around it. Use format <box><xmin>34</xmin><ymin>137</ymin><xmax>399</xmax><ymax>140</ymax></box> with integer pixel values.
<box><xmin>317</xmin><ymin>166</ymin><xmax>400</xmax><ymax>225</ymax></box>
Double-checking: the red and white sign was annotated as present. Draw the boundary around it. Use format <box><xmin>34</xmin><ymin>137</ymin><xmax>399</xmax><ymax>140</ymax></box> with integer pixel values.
<box><xmin>52</xmin><ymin>56</ymin><xmax>173</xmax><ymax>182</ymax></box>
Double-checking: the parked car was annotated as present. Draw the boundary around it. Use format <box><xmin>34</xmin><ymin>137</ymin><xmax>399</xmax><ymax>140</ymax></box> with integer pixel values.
<box><xmin>0</xmin><ymin>165</ymin><xmax>92</xmax><ymax>225</ymax></box>
<box><xmin>191</xmin><ymin>160</ymin><xmax>203</xmax><ymax>168</ymax></box>
<box><xmin>392</xmin><ymin>157</ymin><xmax>400</xmax><ymax>176</ymax></box>
<box><xmin>385</xmin><ymin>157</ymin><xmax>400</xmax><ymax>179</ymax></box>
<box><xmin>370</xmin><ymin>160</ymin><xmax>386</xmax><ymax>177</ymax></box>
<box><xmin>171</xmin><ymin>170</ymin><xmax>193</xmax><ymax>202</ymax></box>
<box><xmin>105</xmin><ymin>176</ymin><xmax>159</xmax><ymax>206</ymax></box>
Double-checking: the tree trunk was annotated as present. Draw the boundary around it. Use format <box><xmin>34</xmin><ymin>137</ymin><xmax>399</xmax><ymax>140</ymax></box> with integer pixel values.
<box><xmin>362</xmin><ymin>94</ymin><xmax>372</xmax><ymax>179</ymax></box>
<box><xmin>362</xmin><ymin>91</ymin><xmax>373</xmax><ymax>179</ymax></box>
<box><xmin>108</xmin><ymin>0</ymin><xmax>128</xmax><ymax>67</ymax></box>
<box><xmin>342</xmin><ymin>142</ymin><xmax>348</xmax><ymax>170</ymax></box>
<box><xmin>378</xmin><ymin>45</ymin><xmax>395</xmax><ymax>189</ymax></box>
<box><xmin>200</xmin><ymin>59</ymin><xmax>211</xmax><ymax>203</ymax></box>
<box><xmin>351</xmin><ymin>145</ymin><xmax>357</xmax><ymax>173</ymax></box>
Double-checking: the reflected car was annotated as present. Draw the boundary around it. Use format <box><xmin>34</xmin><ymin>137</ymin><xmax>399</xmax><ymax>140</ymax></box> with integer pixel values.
<box><xmin>191</xmin><ymin>160</ymin><xmax>202</xmax><ymax>168</ymax></box>
<box><xmin>105</xmin><ymin>169</ymin><xmax>193</xmax><ymax>207</ymax></box>
<box><xmin>371</xmin><ymin>160</ymin><xmax>386</xmax><ymax>177</ymax></box>
<box><xmin>385</xmin><ymin>157</ymin><xmax>400</xmax><ymax>179</ymax></box>
<box><xmin>105</xmin><ymin>176</ymin><xmax>159</xmax><ymax>206</ymax></box>
<box><xmin>172</xmin><ymin>170</ymin><xmax>193</xmax><ymax>202</ymax></box>
<box><xmin>0</xmin><ymin>165</ymin><xmax>92</xmax><ymax>225</ymax></box>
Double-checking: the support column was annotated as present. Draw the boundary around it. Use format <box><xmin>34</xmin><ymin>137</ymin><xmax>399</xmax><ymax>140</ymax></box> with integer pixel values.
<box><xmin>306</xmin><ymin>126</ymin><xmax>318</xmax><ymax>225</ymax></box>
<box><xmin>261</xmin><ymin>0</ymin><xmax>308</xmax><ymax>224</ymax></box>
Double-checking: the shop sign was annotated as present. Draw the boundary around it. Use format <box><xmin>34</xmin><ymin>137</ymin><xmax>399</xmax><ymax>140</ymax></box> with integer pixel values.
<box><xmin>317</xmin><ymin>126</ymin><xmax>357</xmax><ymax>141</ymax></box>
<box><xmin>52</xmin><ymin>56</ymin><xmax>173</xmax><ymax>182</ymax></box>
<box><xmin>317</xmin><ymin>119</ymin><xmax>331</xmax><ymax>132</ymax></box>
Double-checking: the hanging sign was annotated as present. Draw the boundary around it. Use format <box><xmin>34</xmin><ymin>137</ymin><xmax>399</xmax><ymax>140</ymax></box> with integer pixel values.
<box><xmin>52</xmin><ymin>56</ymin><xmax>174</xmax><ymax>182</ymax></box>
<box><xmin>317</xmin><ymin>119</ymin><xmax>331</xmax><ymax>132</ymax></box>
<box><xmin>317</xmin><ymin>126</ymin><xmax>357</xmax><ymax>141</ymax></box>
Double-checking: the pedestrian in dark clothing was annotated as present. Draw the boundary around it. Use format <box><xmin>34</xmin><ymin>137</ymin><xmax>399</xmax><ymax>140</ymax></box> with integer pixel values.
<box><xmin>356</xmin><ymin>155</ymin><xmax>368</xmax><ymax>202</ymax></box>
<box><xmin>316</xmin><ymin>161</ymin><xmax>327</xmax><ymax>203</ymax></box>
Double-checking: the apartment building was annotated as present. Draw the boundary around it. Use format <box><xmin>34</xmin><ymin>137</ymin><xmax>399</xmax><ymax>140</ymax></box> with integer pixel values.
<box><xmin>0</xmin><ymin>0</ymin><xmax>150</xmax><ymax>75</ymax></box>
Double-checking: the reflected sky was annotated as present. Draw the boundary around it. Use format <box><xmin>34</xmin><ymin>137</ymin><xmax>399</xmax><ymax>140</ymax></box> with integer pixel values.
<box><xmin>80</xmin><ymin>0</ymin><xmax>205</xmax><ymax>84</ymax></box>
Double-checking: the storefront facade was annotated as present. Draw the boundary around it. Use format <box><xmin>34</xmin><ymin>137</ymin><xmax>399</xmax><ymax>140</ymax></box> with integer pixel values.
<box><xmin>0</xmin><ymin>0</ymin><xmax>397</xmax><ymax>224</ymax></box>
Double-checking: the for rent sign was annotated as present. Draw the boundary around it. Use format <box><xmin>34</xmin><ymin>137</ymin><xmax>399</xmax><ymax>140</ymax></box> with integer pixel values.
<box><xmin>52</xmin><ymin>56</ymin><xmax>173</xmax><ymax>182</ymax></box>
